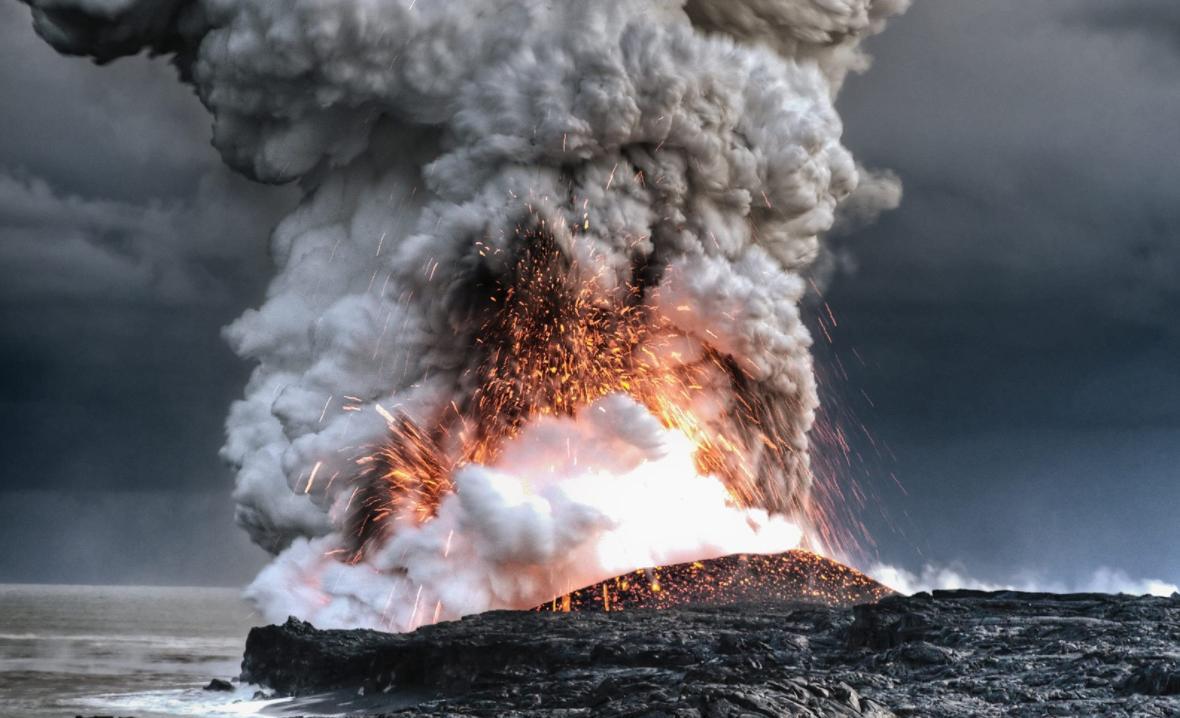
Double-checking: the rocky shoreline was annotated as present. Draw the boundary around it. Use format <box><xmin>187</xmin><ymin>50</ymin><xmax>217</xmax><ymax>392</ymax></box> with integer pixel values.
<box><xmin>239</xmin><ymin>589</ymin><xmax>1180</xmax><ymax>717</ymax></box>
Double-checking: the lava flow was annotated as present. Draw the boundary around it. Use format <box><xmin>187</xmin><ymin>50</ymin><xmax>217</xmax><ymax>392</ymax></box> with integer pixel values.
<box><xmin>537</xmin><ymin>550</ymin><xmax>894</xmax><ymax>613</ymax></box>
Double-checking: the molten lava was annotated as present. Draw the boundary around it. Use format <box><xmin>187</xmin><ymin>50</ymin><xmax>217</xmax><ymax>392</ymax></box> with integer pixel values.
<box><xmin>537</xmin><ymin>550</ymin><xmax>894</xmax><ymax>612</ymax></box>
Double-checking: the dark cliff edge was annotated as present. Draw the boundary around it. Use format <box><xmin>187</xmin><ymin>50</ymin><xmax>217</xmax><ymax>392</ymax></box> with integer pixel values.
<box><xmin>241</xmin><ymin>590</ymin><xmax>1180</xmax><ymax>717</ymax></box>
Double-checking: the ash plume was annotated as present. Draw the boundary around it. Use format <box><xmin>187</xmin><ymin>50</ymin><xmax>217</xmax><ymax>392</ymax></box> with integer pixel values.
<box><xmin>24</xmin><ymin>0</ymin><xmax>907</xmax><ymax>628</ymax></box>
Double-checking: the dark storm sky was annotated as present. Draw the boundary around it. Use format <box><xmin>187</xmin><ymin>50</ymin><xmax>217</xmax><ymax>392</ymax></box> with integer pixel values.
<box><xmin>0</xmin><ymin>1</ymin><xmax>1176</xmax><ymax>587</ymax></box>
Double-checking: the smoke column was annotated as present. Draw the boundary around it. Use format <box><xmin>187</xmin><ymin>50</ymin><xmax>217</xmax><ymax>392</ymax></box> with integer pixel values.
<box><xmin>25</xmin><ymin>0</ymin><xmax>906</xmax><ymax>630</ymax></box>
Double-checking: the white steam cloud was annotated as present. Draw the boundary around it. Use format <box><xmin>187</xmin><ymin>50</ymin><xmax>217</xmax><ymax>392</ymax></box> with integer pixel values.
<box><xmin>250</xmin><ymin>395</ymin><xmax>803</xmax><ymax>630</ymax></box>
<box><xmin>868</xmin><ymin>562</ymin><xmax>1180</xmax><ymax>598</ymax></box>
<box><xmin>26</xmin><ymin>0</ymin><xmax>908</xmax><ymax>629</ymax></box>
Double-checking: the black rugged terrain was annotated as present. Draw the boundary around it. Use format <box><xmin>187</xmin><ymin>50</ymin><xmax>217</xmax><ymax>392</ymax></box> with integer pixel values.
<box><xmin>240</xmin><ymin>589</ymin><xmax>1180</xmax><ymax>716</ymax></box>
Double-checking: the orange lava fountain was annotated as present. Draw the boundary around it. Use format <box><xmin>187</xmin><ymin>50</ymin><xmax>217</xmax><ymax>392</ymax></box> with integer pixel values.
<box><xmin>345</xmin><ymin>224</ymin><xmax>848</xmax><ymax>589</ymax></box>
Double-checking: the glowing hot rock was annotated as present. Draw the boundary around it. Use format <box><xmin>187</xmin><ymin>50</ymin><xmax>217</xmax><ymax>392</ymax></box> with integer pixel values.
<box><xmin>246</xmin><ymin>394</ymin><xmax>805</xmax><ymax>631</ymax></box>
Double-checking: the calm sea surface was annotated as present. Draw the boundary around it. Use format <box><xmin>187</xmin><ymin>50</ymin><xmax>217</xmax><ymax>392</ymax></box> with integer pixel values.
<box><xmin>0</xmin><ymin>584</ymin><xmax>283</xmax><ymax>718</ymax></box>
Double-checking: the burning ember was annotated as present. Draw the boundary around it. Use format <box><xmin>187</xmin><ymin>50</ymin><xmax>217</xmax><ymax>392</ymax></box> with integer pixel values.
<box><xmin>343</xmin><ymin>225</ymin><xmax>818</xmax><ymax>567</ymax></box>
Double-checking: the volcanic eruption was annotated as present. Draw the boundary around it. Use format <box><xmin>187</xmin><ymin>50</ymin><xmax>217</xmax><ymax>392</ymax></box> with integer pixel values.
<box><xmin>24</xmin><ymin>0</ymin><xmax>907</xmax><ymax>630</ymax></box>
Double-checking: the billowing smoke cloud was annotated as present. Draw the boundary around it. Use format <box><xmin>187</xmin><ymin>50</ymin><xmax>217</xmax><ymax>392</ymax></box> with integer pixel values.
<box><xmin>25</xmin><ymin>0</ymin><xmax>908</xmax><ymax>628</ymax></box>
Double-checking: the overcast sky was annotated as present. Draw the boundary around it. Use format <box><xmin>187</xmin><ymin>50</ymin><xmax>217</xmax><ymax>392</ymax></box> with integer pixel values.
<box><xmin>0</xmin><ymin>1</ymin><xmax>1176</xmax><ymax>588</ymax></box>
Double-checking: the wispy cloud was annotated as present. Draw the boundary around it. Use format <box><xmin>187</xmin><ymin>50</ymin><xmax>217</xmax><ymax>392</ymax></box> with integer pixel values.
<box><xmin>868</xmin><ymin>562</ymin><xmax>1178</xmax><ymax>597</ymax></box>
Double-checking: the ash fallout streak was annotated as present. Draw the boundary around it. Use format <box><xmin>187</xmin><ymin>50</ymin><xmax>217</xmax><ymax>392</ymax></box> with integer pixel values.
<box><xmin>24</xmin><ymin>0</ymin><xmax>907</xmax><ymax>629</ymax></box>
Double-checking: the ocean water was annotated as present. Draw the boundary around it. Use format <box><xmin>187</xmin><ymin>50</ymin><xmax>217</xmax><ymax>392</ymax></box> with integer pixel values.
<box><xmin>0</xmin><ymin>584</ymin><xmax>287</xmax><ymax>718</ymax></box>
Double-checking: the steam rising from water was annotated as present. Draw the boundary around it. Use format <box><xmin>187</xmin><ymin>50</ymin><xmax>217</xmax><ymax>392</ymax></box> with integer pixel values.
<box><xmin>26</xmin><ymin>0</ymin><xmax>906</xmax><ymax>628</ymax></box>
<box><xmin>251</xmin><ymin>395</ymin><xmax>803</xmax><ymax>630</ymax></box>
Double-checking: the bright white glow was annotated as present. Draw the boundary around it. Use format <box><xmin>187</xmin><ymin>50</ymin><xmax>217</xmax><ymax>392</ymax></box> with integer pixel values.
<box><xmin>246</xmin><ymin>394</ymin><xmax>801</xmax><ymax>630</ymax></box>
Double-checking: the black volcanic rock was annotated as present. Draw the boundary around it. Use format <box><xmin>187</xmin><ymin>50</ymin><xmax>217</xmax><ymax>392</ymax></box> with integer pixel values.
<box><xmin>241</xmin><ymin>588</ymin><xmax>1180</xmax><ymax>717</ymax></box>
<box><xmin>1120</xmin><ymin>661</ymin><xmax>1180</xmax><ymax>696</ymax></box>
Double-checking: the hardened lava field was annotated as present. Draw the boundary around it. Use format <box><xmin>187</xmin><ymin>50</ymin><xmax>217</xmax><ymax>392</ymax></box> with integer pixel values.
<box><xmin>537</xmin><ymin>550</ymin><xmax>894</xmax><ymax>612</ymax></box>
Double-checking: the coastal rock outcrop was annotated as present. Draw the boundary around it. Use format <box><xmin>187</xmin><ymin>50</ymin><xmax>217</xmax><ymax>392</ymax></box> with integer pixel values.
<box><xmin>240</xmin><ymin>585</ymin><xmax>1180</xmax><ymax>716</ymax></box>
